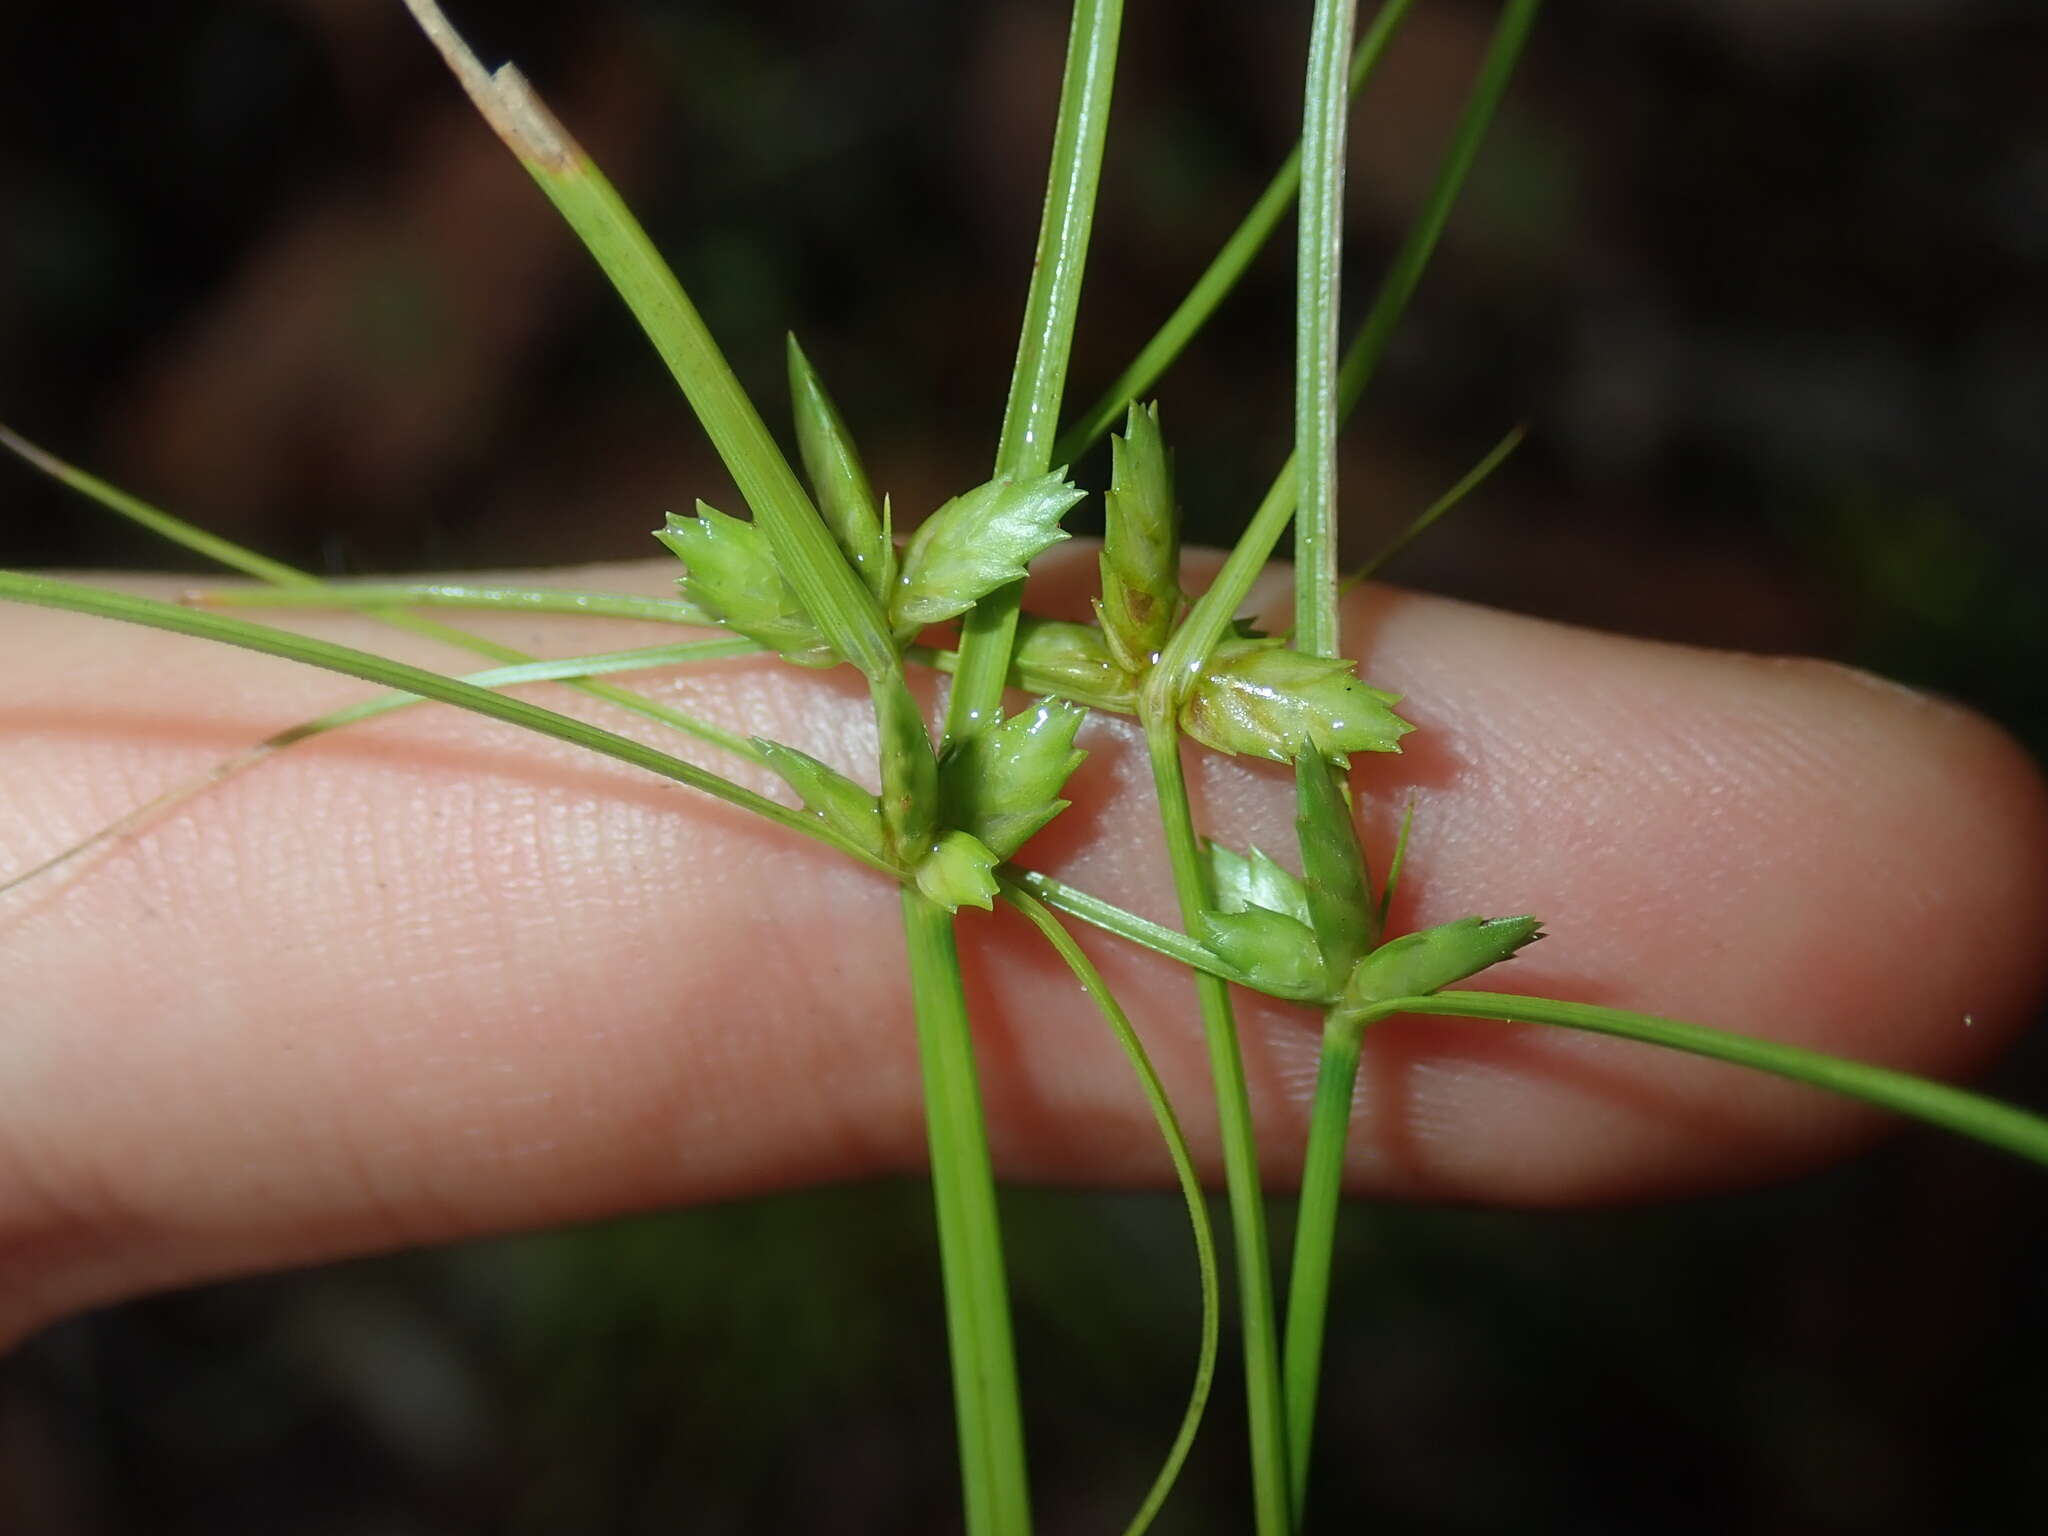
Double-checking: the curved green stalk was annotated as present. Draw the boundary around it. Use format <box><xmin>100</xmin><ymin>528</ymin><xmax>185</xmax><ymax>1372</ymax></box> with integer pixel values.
<box><xmin>1002</xmin><ymin>884</ymin><xmax>1219</xmax><ymax>1536</ymax></box>
<box><xmin>1051</xmin><ymin>0</ymin><xmax>1416</xmax><ymax>465</ymax></box>
<box><xmin>945</xmin><ymin>0</ymin><xmax>1124</xmax><ymax>747</ymax></box>
<box><xmin>1356</xmin><ymin>991</ymin><xmax>2048</xmax><ymax>1168</ymax></box>
<box><xmin>1142</xmin><ymin>711</ymin><xmax>1292</xmax><ymax>1536</ymax></box>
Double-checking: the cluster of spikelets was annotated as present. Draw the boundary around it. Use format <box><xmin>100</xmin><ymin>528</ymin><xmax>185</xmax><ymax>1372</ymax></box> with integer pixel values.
<box><xmin>662</xmin><ymin>338</ymin><xmax>1541</xmax><ymax>1003</ymax></box>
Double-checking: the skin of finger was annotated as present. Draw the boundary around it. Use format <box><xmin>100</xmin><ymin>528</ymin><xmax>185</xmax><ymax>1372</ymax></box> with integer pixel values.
<box><xmin>0</xmin><ymin>552</ymin><xmax>2042</xmax><ymax>1340</ymax></box>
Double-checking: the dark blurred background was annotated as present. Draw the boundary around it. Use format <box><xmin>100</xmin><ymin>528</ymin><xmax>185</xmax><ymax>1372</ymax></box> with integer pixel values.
<box><xmin>2</xmin><ymin>0</ymin><xmax>2044</xmax><ymax>1531</ymax></box>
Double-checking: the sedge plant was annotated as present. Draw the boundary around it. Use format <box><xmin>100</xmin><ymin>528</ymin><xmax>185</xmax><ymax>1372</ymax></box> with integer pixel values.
<box><xmin>3</xmin><ymin>2</ymin><xmax>2046</xmax><ymax>1532</ymax></box>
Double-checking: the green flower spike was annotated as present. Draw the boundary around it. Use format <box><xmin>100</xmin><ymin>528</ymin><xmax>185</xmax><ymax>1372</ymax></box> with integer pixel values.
<box><xmin>891</xmin><ymin>471</ymin><xmax>1085</xmax><ymax>631</ymax></box>
<box><xmin>1095</xmin><ymin>401</ymin><xmax>1181</xmax><ymax>673</ymax></box>
<box><xmin>787</xmin><ymin>334</ymin><xmax>896</xmax><ymax>604</ymax></box>
<box><xmin>1339</xmin><ymin>915</ymin><xmax>1545</xmax><ymax>1017</ymax></box>
<box><xmin>1180</xmin><ymin>638</ymin><xmax>1411</xmax><ymax>764</ymax></box>
<box><xmin>654</xmin><ymin>503</ymin><xmax>838</xmax><ymax>668</ymax></box>
<box><xmin>939</xmin><ymin>697</ymin><xmax>1089</xmax><ymax>862</ymax></box>
<box><xmin>914</xmin><ymin>829</ymin><xmax>1003</xmax><ymax>913</ymax></box>
<box><xmin>753</xmin><ymin>738</ymin><xmax>888</xmax><ymax>861</ymax></box>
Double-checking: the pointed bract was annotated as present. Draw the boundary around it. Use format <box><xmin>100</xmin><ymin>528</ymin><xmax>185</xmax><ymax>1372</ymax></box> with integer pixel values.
<box><xmin>873</xmin><ymin>673</ymin><xmax>939</xmax><ymax>861</ymax></box>
<box><xmin>1295</xmin><ymin>751</ymin><xmax>1376</xmax><ymax>973</ymax></box>
<box><xmin>892</xmin><ymin>471</ymin><xmax>1084</xmax><ymax>629</ymax></box>
<box><xmin>1206</xmin><ymin>842</ymin><xmax>1313</xmax><ymax>929</ymax></box>
<box><xmin>1095</xmin><ymin>402</ymin><xmax>1181</xmax><ymax>672</ymax></box>
<box><xmin>655</xmin><ymin>504</ymin><xmax>839</xmax><ymax>668</ymax></box>
<box><xmin>753</xmin><ymin>738</ymin><xmax>887</xmax><ymax>859</ymax></box>
<box><xmin>1011</xmin><ymin>617</ymin><xmax>1138</xmax><ymax>713</ymax></box>
<box><xmin>787</xmin><ymin>335</ymin><xmax>895</xmax><ymax>602</ymax></box>
<box><xmin>1194</xmin><ymin>908</ymin><xmax>1330</xmax><ymax>1002</ymax></box>
<box><xmin>1180</xmin><ymin>639</ymin><xmax>1411</xmax><ymax>763</ymax></box>
<box><xmin>939</xmin><ymin>697</ymin><xmax>1088</xmax><ymax>861</ymax></box>
<box><xmin>914</xmin><ymin>829</ymin><xmax>1002</xmax><ymax>913</ymax></box>
<box><xmin>1340</xmin><ymin>915</ymin><xmax>1545</xmax><ymax>1012</ymax></box>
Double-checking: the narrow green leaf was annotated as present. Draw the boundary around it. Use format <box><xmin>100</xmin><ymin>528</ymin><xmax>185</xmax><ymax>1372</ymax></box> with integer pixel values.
<box><xmin>197</xmin><ymin>580</ymin><xmax>713</xmax><ymax>627</ymax></box>
<box><xmin>1377</xmin><ymin>798</ymin><xmax>1417</xmax><ymax>931</ymax></box>
<box><xmin>0</xmin><ymin>425</ymin><xmax>753</xmax><ymax>762</ymax></box>
<box><xmin>893</xmin><ymin>473</ymin><xmax>1085</xmax><ymax>631</ymax></box>
<box><xmin>939</xmin><ymin>698</ymin><xmax>1088</xmax><ymax>862</ymax></box>
<box><xmin>1206</xmin><ymin>843</ymin><xmax>1313</xmax><ymax>929</ymax></box>
<box><xmin>1341</xmin><ymin>424</ymin><xmax>1525</xmax><ymax>594</ymax></box>
<box><xmin>915</xmin><ymin>830</ymin><xmax>1003</xmax><ymax>913</ymax></box>
<box><xmin>788</xmin><ymin>334</ymin><xmax>894</xmax><ymax>602</ymax></box>
<box><xmin>655</xmin><ymin>504</ymin><xmax>838</xmax><ymax>668</ymax></box>
<box><xmin>0</xmin><ymin>570</ymin><xmax>884</xmax><ymax>869</ymax></box>
<box><xmin>402</xmin><ymin>0</ymin><xmax>897</xmax><ymax>679</ymax></box>
<box><xmin>1179</xmin><ymin>640</ymin><xmax>1411</xmax><ymax>764</ymax></box>
<box><xmin>1295</xmin><ymin>751</ymin><xmax>1376</xmax><ymax>973</ymax></box>
<box><xmin>1095</xmin><ymin>402</ymin><xmax>1181</xmax><ymax>672</ymax></box>
<box><xmin>1194</xmin><ymin>908</ymin><xmax>1329</xmax><ymax>1003</ymax></box>
<box><xmin>1340</xmin><ymin>916</ymin><xmax>1544</xmax><ymax>1013</ymax></box>
<box><xmin>754</xmin><ymin>739</ymin><xmax>888</xmax><ymax>860</ymax></box>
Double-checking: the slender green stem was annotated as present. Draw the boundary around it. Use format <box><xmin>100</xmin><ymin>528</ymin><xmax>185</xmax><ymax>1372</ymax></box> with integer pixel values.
<box><xmin>1151</xmin><ymin>0</ymin><xmax>1542</xmax><ymax>710</ymax></box>
<box><xmin>196</xmin><ymin>582</ymin><xmax>713</xmax><ymax>626</ymax></box>
<box><xmin>1002</xmin><ymin>884</ymin><xmax>1218</xmax><ymax>1536</ymax></box>
<box><xmin>1009</xmin><ymin>869</ymin><xmax>1237</xmax><ymax>981</ymax></box>
<box><xmin>1286</xmin><ymin>5</ymin><xmax>1364</xmax><ymax>1521</ymax></box>
<box><xmin>1141</xmin><ymin>710</ymin><xmax>1292</xmax><ymax>1536</ymax></box>
<box><xmin>945</xmin><ymin>0</ymin><xmax>1124</xmax><ymax>746</ymax></box>
<box><xmin>1051</xmin><ymin>0</ymin><xmax>1416</xmax><ymax>465</ymax></box>
<box><xmin>1360</xmin><ymin>991</ymin><xmax>2048</xmax><ymax>1168</ymax></box>
<box><xmin>1280</xmin><ymin>1014</ymin><xmax>1364</xmax><ymax>1517</ymax></box>
<box><xmin>901</xmin><ymin>891</ymin><xmax>1033</xmax><ymax>1536</ymax></box>
<box><xmin>1294</xmin><ymin>0</ymin><xmax>1359</xmax><ymax>663</ymax></box>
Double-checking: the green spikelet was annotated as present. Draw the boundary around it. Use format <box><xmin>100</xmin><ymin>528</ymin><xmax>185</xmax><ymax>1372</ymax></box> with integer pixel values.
<box><xmin>939</xmin><ymin>698</ymin><xmax>1088</xmax><ymax>861</ymax></box>
<box><xmin>655</xmin><ymin>504</ymin><xmax>838</xmax><ymax>668</ymax></box>
<box><xmin>892</xmin><ymin>472</ymin><xmax>1084</xmax><ymax>630</ymax></box>
<box><xmin>1095</xmin><ymin>402</ymin><xmax>1181</xmax><ymax>672</ymax></box>
<box><xmin>1180</xmin><ymin>639</ymin><xmax>1410</xmax><ymax>764</ymax></box>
